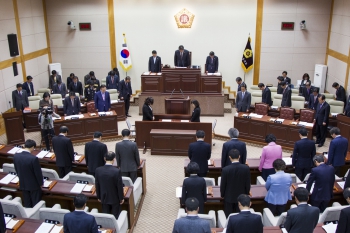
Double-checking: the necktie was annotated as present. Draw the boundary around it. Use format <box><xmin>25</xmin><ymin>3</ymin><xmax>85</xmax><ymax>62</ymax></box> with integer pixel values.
<box><xmin>59</xmin><ymin>85</ymin><xmax>61</xmax><ymax>91</ymax></box>
<box><xmin>180</xmin><ymin>52</ymin><xmax>183</xmax><ymax>58</ymax></box>
<box><xmin>283</xmin><ymin>88</ymin><xmax>285</xmax><ymax>94</ymax></box>
<box><xmin>19</xmin><ymin>91</ymin><xmax>21</xmax><ymax>96</ymax></box>
<box><xmin>314</xmin><ymin>96</ymin><xmax>316</xmax><ymax>103</ymax></box>
<box><xmin>71</xmin><ymin>99</ymin><xmax>74</xmax><ymax>107</ymax></box>
<box><xmin>111</xmin><ymin>77</ymin><xmax>114</xmax><ymax>83</ymax></box>
<box><xmin>211</xmin><ymin>58</ymin><xmax>213</xmax><ymax>64</ymax></box>
<box><xmin>126</xmin><ymin>83</ymin><xmax>128</xmax><ymax>87</ymax></box>
<box><xmin>154</xmin><ymin>57</ymin><xmax>156</xmax><ymax>64</ymax></box>
<box><xmin>242</xmin><ymin>92</ymin><xmax>245</xmax><ymax>99</ymax></box>
<box><xmin>102</xmin><ymin>93</ymin><xmax>105</xmax><ymax>101</ymax></box>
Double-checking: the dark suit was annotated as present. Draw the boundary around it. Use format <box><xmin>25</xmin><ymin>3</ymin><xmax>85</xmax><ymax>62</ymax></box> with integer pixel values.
<box><xmin>63</xmin><ymin>211</ymin><xmax>98</xmax><ymax>233</ymax></box>
<box><xmin>68</xmin><ymin>81</ymin><xmax>83</xmax><ymax>96</ymax></box>
<box><xmin>115</xmin><ymin>140</ymin><xmax>140</xmax><ymax>182</ymax></box>
<box><xmin>49</xmin><ymin>74</ymin><xmax>62</xmax><ymax>89</ymax></box>
<box><xmin>237</xmin><ymin>82</ymin><xmax>246</xmax><ymax>92</ymax></box>
<box><xmin>336</xmin><ymin>206</ymin><xmax>350</xmax><ymax>233</ymax></box>
<box><xmin>52</xmin><ymin>83</ymin><xmax>67</xmax><ymax>98</ymax></box>
<box><xmin>12</xmin><ymin>90</ymin><xmax>29</xmax><ymax>111</ymax></box>
<box><xmin>52</xmin><ymin>134</ymin><xmax>74</xmax><ymax>178</ymax></box>
<box><xmin>327</xmin><ymin>136</ymin><xmax>348</xmax><ymax>177</ymax></box>
<box><xmin>188</xmin><ymin>140</ymin><xmax>211</xmax><ymax>177</ymax></box>
<box><xmin>284</xmin><ymin>204</ymin><xmax>320</xmax><ymax>233</ymax></box>
<box><xmin>0</xmin><ymin>203</ymin><xmax>5</xmax><ymax>233</ymax></box>
<box><xmin>94</xmin><ymin>91</ymin><xmax>111</xmax><ymax>112</ymax></box>
<box><xmin>106</xmin><ymin>75</ymin><xmax>119</xmax><ymax>90</ymax></box>
<box><xmin>85</xmin><ymin>86</ymin><xmax>96</xmax><ymax>102</ymax></box>
<box><xmin>63</xmin><ymin>96</ymin><xmax>81</xmax><ymax>116</ymax></box>
<box><xmin>226</xmin><ymin>211</ymin><xmax>263</xmax><ymax>233</ymax></box>
<box><xmin>205</xmin><ymin>56</ymin><xmax>218</xmax><ymax>73</ymax></box>
<box><xmin>336</xmin><ymin>86</ymin><xmax>347</xmax><ymax>106</ymax></box>
<box><xmin>119</xmin><ymin>80</ymin><xmax>132</xmax><ymax>115</ymax></box>
<box><xmin>191</xmin><ymin>107</ymin><xmax>201</xmax><ymax>122</ymax></box>
<box><xmin>314</xmin><ymin>101</ymin><xmax>330</xmax><ymax>145</ymax></box>
<box><xmin>22</xmin><ymin>82</ymin><xmax>34</xmax><ymax>96</ymax></box>
<box><xmin>84</xmin><ymin>140</ymin><xmax>107</xmax><ymax>177</ymax></box>
<box><xmin>277</xmin><ymin>83</ymin><xmax>283</xmax><ymax>94</ymax></box>
<box><xmin>13</xmin><ymin>151</ymin><xmax>43</xmax><ymax>207</ymax></box>
<box><xmin>284</xmin><ymin>77</ymin><xmax>291</xmax><ymax>85</ymax></box>
<box><xmin>236</xmin><ymin>91</ymin><xmax>251</xmax><ymax>112</ymax></box>
<box><xmin>292</xmin><ymin>138</ymin><xmax>316</xmax><ymax>181</ymax></box>
<box><xmin>174</xmin><ymin>49</ymin><xmax>190</xmax><ymax>67</ymax></box>
<box><xmin>302</xmin><ymin>87</ymin><xmax>313</xmax><ymax>102</ymax></box>
<box><xmin>142</xmin><ymin>104</ymin><xmax>153</xmax><ymax>121</ymax></box>
<box><xmin>148</xmin><ymin>56</ymin><xmax>162</xmax><ymax>73</ymax></box>
<box><xmin>85</xmin><ymin>78</ymin><xmax>100</xmax><ymax>90</ymax></box>
<box><xmin>95</xmin><ymin>165</ymin><xmax>124</xmax><ymax>219</ymax></box>
<box><xmin>345</xmin><ymin>172</ymin><xmax>350</xmax><ymax>189</ymax></box>
<box><xmin>345</xmin><ymin>97</ymin><xmax>350</xmax><ymax>117</ymax></box>
<box><xmin>308</xmin><ymin>94</ymin><xmax>320</xmax><ymax>110</ymax></box>
<box><xmin>306</xmin><ymin>163</ymin><xmax>335</xmax><ymax>212</ymax></box>
<box><xmin>281</xmin><ymin>87</ymin><xmax>292</xmax><ymax>107</ymax></box>
<box><xmin>181</xmin><ymin>175</ymin><xmax>207</xmax><ymax>214</ymax></box>
<box><xmin>66</xmin><ymin>77</ymin><xmax>73</xmax><ymax>88</ymax></box>
<box><xmin>220</xmin><ymin>162</ymin><xmax>250</xmax><ymax>217</ymax></box>
<box><xmin>221</xmin><ymin>139</ymin><xmax>247</xmax><ymax>167</ymax></box>
<box><xmin>172</xmin><ymin>216</ymin><xmax>211</xmax><ymax>233</ymax></box>
<box><xmin>262</xmin><ymin>87</ymin><xmax>272</xmax><ymax>106</ymax></box>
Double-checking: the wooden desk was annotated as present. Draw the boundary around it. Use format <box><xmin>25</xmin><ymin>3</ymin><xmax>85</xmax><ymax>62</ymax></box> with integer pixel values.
<box><xmin>154</xmin><ymin>114</ymin><xmax>191</xmax><ymax>121</ymax></box>
<box><xmin>0</xmin><ymin>172</ymin><xmax>135</xmax><ymax>228</ymax></box>
<box><xmin>150</xmin><ymin>129</ymin><xmax>196</xmax><ymax>156</ymax></box>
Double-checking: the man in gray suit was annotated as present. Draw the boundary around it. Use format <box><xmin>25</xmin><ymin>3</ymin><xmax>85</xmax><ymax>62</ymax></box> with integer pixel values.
<box><xmin>115</xmin><ymin>129</ymin><xmax>140</xmax><ymax>182</ymax></box>
<box><xmin>235</xmin><ymin>84</ymin><xmax>251</xmax><ymax>112</ymax></box>
<box><xmin>52</xmin><ymin>80</ymin><xmax>67</xmax><ymax>98</ymax></box>
<box><xmin>12</xmin><ymin>83</ymin><xmax>29</xmax><ymax>111</ymax></box>
<box><xmin>49</xmin><ymin>70</ymin><xmax>62</xmax><ymax>90</ymax></box>
<box><xmin>172</xmin><ymin>197</ymin><xmax>211</xmax><ymax>233</ymax></box>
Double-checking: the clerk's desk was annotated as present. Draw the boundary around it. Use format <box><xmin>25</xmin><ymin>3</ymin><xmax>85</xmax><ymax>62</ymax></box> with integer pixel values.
<box><xmin>0</xmin><ymin>145</ymin><xmax>147</xmax><ymax>195</ymax></box>
<box><xmin>0</xmin><ymin>172</ymin><xmax>135</xmax><ymax>229</ymax></box>
<box><xmin>5</xmin><ymin>218</ymin><xmax>115</xmax><ymax>233</ymax></box>
<box><xmin>212</xmin><ymin>224</ymin><xmax>325</xmax><ymax>233</ymax></box>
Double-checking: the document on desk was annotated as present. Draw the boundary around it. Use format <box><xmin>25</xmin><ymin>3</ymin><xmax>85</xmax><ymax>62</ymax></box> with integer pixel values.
<box><xmin>180</xmin><ymin>120</ymin><xmax>189</xmax><ymax>122</ymax></box>
<box><xmin>281</xmin><ymin>228</ymin><xmax>288</xmax><ymax>233</ymax></box>
<box><xmin>0</xmin><ymin>174</ymin><xmax>17</xmax><ymax>184</ymax></box>
<box><xmin>10</xmin><ymin>176</ymin><xmax>19</xmax><ymax>184</ymax></box>
<box><xmin>337</xmin><ymin>181</ymin><xmax>345</xmax><ymax>190</ymax></box>
<box><xmin>50</xmin><ymin>225</ymin><xmax>63</xmax><ymax>233</ymax></box>
<box><xmin>7</xmin><ymin>147</ymin><xmax>20</xmax><ymax>154</ymax></box>
<box><xmin>143</xmin><ymin>72</ymin><xmax>150</xmax><ymax>75</ymax></box>
<box><xmin>98</xmin><ymin>230</ymin><xmax>107</xmax><ymax>233</ymax></box>
<box><xmin>276</xmin><ymin>118</ymin><xmax>284</xmax><ymax>123</ymax></box>
<box><xmin>162</xmin><ymin>119</ymin><xmax>172</xmax><ymax>122</ymax></box>
<box><xmin>70</xmin><ymin>183</ymin><xmax>86</xmax><ymax>194</ymax></box>
<box><xmin>4</xmin><ymin>217</ymin><xmax>12</xmax><ymax>224</ymax></box>
<box><xmin>298</xmin><ymin>183</ymin><xmax>314</xmax><ymax>193</ymax></box>
<box><xmin>98</xmin><ymin>111</ymin><xmax>112</xmax><ymax>115</ymax></box>
<box><xmin>111</xmin><ymin>100</ymin><xmax>119</xmax><ymax>103</ymax></box>
<box><xmin>282</xmin><ymin>158</ymin><xmax>292</xmax><ymax>165</ymax></box>
<box><xmin>176</xmin><ymin>187</ymin><xmax>182</xmax><ymax>198</ymax></box>
<box><xmin>6</xmin><ymin>219</ymin><xmax>19</xmax><ymax>229</ymax></box>
<box><xmin>214</xmin><ymin>72</ymin><xmax>221</xmax><ymax>76</ymax></box>
<box><xmin>34</xmin><ymin>222</ymin><xmax>54</xmax><ymax>233</ymax></box>
<box><xmin>298</xmin><ymin>121</ymin><xmax>307</xmax><ymax>126</ymax></box>
<box><xmin>36</xmin><ymin>150</ymin><xmax>49</xmax><ymax>159</ymax></box>
<box><xmin>83</xmin><ymin>184</ymin><xmax>94</xmax><ymax>192</ymax></box>
<box><xmin>322</xmin><ymin>223</ymin><xmax>337</xmax><ymax>233</ymax></box>
<box><xmin>43</xmin><ymin>180</ymin><xmax>52</xmax><ymax>188</ymax></box>
<box><xmin>45</xmin><ymin>152</ymin><xmax>54</xmax><ymax>158</ymax></box>
<box><xmin>207</xmin><ymin>73</ymin><xmax>214</xmax><ymax>75</ymax></box>
<box><xmin>74</xmin><ymin>155</ymin><xmax>82</xmax><ymax>161</ymax></box>
<box><xmin>323</xmin><ymin>153</ymin><xmax>328</xmax><ymax>159</ymax></box>
<box><xmin>305</xmin><ymin>123</ymin><xmax>314</xmax><ymax>127</ymax></box>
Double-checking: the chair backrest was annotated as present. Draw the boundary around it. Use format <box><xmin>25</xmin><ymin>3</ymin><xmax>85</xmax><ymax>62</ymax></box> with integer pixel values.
<box><xmin>291</xmin><ymin>96</ymin><xmax>305</xmax><ymax>111</ymax></box>
<box><xmin>269</xmin><ymin>87</ymin><xmax>277</xmax><ymax>100</ymax></box>
<box><xmin>178</xmin><ymin>213</ymin><xmax>216</xmax><ymax>228</ymax></box>
<box><xmin>291</xmin><ymin>89</ymin><xmax>299</xmax><ymax>96</ymax></box>
<box><xmin>203</xmin><ymin>177</ymin><xmax>215</xmax><ymax>187</ymax></box>
<box><xmin>106</xmin><ymin>89</ymin><xmax>119</xmax><ymax>100</ymax></box>
<box><xmin>276</xmin><ymin>212</ymin><xmax>288</xmax><ymax>226</ymax></box>
<box><xmin>28</xmin><ymin>96</ymin><xmax>41</xmax><ymax>109</ymax></box>
<box><xmin>68</xmin><ymin>173</ymin><xmax>95</xmax><ymax>184</ymax></box>
<box><xmin>41</xmin><ymin>168</ymin><xmax>60</xmax><ymax>180</ymax></box>
<box><xmin>279</xmin><ymin>107</ymin><xmax>295</xmax><ymax>120</ymax></box>
<box><xmin>290</xmin><ymin>174</ymin><xmax>301</xmax><ymax>183</ymax></box>
<box><xmin>319</xmin><ymin>206</ymin><xmax>346</xmax><ymax>223</ymax></box>
<box><xmin>122</xmin><ymin>177</ymin><xmax>134</xmax><ymax>187</ymax></box>
<box><xmin>86</xmin><ymin>101</ymin><xmax>95</xmax><ymax>113</ymax></box>
<box><xmin>299</xmin><ymin>109</ymin><xmax>315</xmax><ymax>123</ymax></box>
<box><xmin>39</xmin><ymin>208</ymin><xmax>69</xmax><ymax>224</ymax></box>
<box><xmin>37</xmin><ymin>88</ymin><xmax>50</xmax><ymax>97</ymax></box>
<box><xmin>321</xmin><ymin>93</ymin><xmax>335</xmax><ymax>101</ymax></box>
<box><xmin>329</xmin><ymin>100</ymin><xmax>344</xmax><ymax>114</ymax></box>
<box><xmin>51</xmin><ymin>94</ymin><xmax>63</xmax><ymax>107</ymax></box>
<box><xmin>251</xmin><ymin>92</ymin><xmax>262</xmax><ymax>106</ymax></box>
<box><xmin>273</xmin><ymin>94</ymin><xmax>282</xmax><ymax>106</ymax></box>
<box><xmin>101</xmin><ymin>77</ymin><xmax>107</xmax><ymax>86</ymax></box>
<box><xmin>1</xmin><ymin>199</ymin><xmax>27</xmax><ymax>218</ymax></box>
<box><xmin>3</xmin><ymin>163</ymin><xmax>16</xmax><ymax>174</ymax></box>
<box><xmin>255</xmin><ymin>103</ymin><xmax>269</xmax><ymax>115</ymax></box>
<box><xmin>250</xmin><ymin>85</ymin><xmax>260</xmax><ymax>92</ymax></box>
<box><xmin>89</xmin><ymin>212</ymin><xmax>119</xmax><ymax>230</ymax></box>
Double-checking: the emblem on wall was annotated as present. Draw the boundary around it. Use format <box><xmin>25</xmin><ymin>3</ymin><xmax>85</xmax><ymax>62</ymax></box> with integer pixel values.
<box><xmin>174</xmin><ymin>8</ymin><xmax>195</xmax><ymax>28</ymax></box>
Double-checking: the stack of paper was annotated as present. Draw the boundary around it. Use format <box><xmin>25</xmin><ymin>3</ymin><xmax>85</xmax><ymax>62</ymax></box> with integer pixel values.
<box><xmin>70</xmin><ymin>183</ymin><xmax>86</xmax><ymax>194</ymax></box>
<box><xmin>45</xmin><ymin>152</ymin><xmax>54</xmax><ymax>158</ymax></box>
<box><xmin>176</xmin><ymin>187</ymin><xmax>182</xmax><ymax>198</ymax></box>
<box><xmin>6</xmin><ymin>219</ymin><xmax>19</xmax><ymax>229</ymax></box>
<box><xmin>276</xmin><ymin>118</ymin><xmax>284</xmax><ymax>123</ymax></box>
<box><xmin>298</xmin><ymin>121</ymin><xmax>307</xmax><ymax>126</ymax></box>
<box><xmin>180</xmin><ymin>120</ymin><xmax>189</xmax><ymax>122</ymax></box>
<box><xmin>337</xmin><ymin>181</ymin><xmax>345</xmax><ymax>190</ymax></box>
<box><xmin>7</xmin><ymin>147</ymin><xmax>21</xmax><ymax>154</ymax></box>
<box><xmin>83</xmin><ymin>185</ymin><xmax>94</xmax><ymax>192</ymax></box>
<box><xmin>214</xmin><ymin>73</ymin><xmax>221</xmax><ymax>76</ymax></box>
<box><xmin>50</xmin><ymin>225</ymin><xmax>63</xmax><ymax>233</ymax></box>
<box><xmin>4</xmin><ymin>217</ymin><xmax>12</xmax><ymax>224</ymax></box>
<box><xmin>331</xmin><ymin>113</ymin><xmax>339</xmax><ymax>117</ymax></box>
<box><xmin>74</xmin><ymin>155</ymin><xmax>82</xmax><ymax>161</ymax></box>
<box><xmin>143</xmin><ymin>72</ymin><xmax>150</xmax><ymax>75</ymax></box>
<box><xmin>0</xmin><ymin>174</ymin><xmax>17</xmax><ymax>184</ymax></box>
<box><xmin>111</xmin><ymin>100</ymin><xmax>119</xmax><ymax>104</ymax></box>
<box><xmin>305</xmin><ymin>123</ymin><xmax>314</xmax><ymax>127</ymax></box>
<box><xmin>322</xmin><ymin>223</ymin><xmax>338</xmax><ymax>233</ymax></box>
<box><xmin>10</xmin><ymin>176</ymin><xmax>19</xmax><ymax>183</ymax></box>
<box><xmin>36</xmin><ymin>151</ymin><xmax>49</xmax><ymax>159</ymax></box>
<box><xmin>282</xmin><ymin>158</ymin><xmax>292</xmax><ymax>165</ymax></box>
<box><xmin>207</xmin><ymin>73</ymin><xmax>214</xmax><ymax>75</ymax></box>
<box><xmin>43</xmin><ymin>180</ymin><xmax>52</xmax><ymax>188</ymax></box>
<box><xmin>162</xmin><ymin>119</ymin><xmax>172</xmax><ymax>122</ymax></box>
<box><xmin>157</xmin><ymin>73</ymin><xmax>162</xmax><ymax>75</ymax></box>
<box><xmin>34</xmin><ymin>222</ymin><xmax>54</xmax><ymax>233</ymax></box>
<box><xmin>324</xmin><ymin>153</ymin><xmax>328</xmax><ymax>159</ymax></box>
<box><xmin>271</xmin><ymin>106</ymin><xmax>278</xmax><ymax>110</ymax></box>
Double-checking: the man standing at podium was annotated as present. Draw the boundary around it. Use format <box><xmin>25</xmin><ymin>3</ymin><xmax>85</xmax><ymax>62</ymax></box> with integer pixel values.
<box><xmin>174</xmin><ymin>45</ymin><xmax>190</xmax><ymax>67</ymax></box>
<box><xmin>205</xmin><ymin>51</ymin><xmax>218</xmax><ymax>73</ymax></box>
<box><xmin>148</xmin><ymin>50</ymin><xmax>162</xmax><ymax>73</ymax></box>
<box><xmin>12</xmin><ymin>83</ymin><xmax>29</xmax><ymax>111</ymax></box>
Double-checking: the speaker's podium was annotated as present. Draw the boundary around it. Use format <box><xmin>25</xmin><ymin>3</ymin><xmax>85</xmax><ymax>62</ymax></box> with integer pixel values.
<box><xmin>3</xmin><ymin>111</ymin><xmax>25</xmax><ymax>145</ymax></box>
<box><xmin>165</xmin><ymin>97</ymin><xmax>191</xmax><ymax>114</ymax></box>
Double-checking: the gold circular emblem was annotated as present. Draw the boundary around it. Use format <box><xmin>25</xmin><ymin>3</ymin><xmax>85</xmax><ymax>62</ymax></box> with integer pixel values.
<box><xmin>244</xmin><ymin>49</ymin><xmax>252</xmax><ymax>59</ymax></box>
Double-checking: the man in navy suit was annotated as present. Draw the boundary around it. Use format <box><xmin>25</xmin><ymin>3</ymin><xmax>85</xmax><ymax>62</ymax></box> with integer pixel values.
<box><xmin>119</xmin><ymin>76</ymin><xmax>132</xmax><ymax>117</ymax></box>
<box><xmin>336</xmin><ymin>187</ymin><xmax>350</xmax><ymax>233</ymax></box>
<box><xmin>236</xmin><ymin>84</ymin><xmax>251</xmax><ymax>112</ymax></box>
<box><xmin>282</xmin><ymin>71</ymin><xmax>291</xmax><ymax>87</ymax></box>
<box><xmin>188</xmin><ymin>130</ymin><xmax>211</xmax><ymax>177</ymax></box>
<box><xmin>281</xmin><ymin>81</ymin><xmax>292</xmax><ymax>107</ymax></box>
<box><xmin>106</xmin><ymin>71</ymin><xmax>119</xmax><ymax>90</ymax></box>
<box><xmin>174</xmin><ymin>45</ymin><xmax>190</xmax><ymax>67</ymax></box>
<box><xmin>148</xmin><ymin>50</ymin><xmax>162</xmax><ymax>73</ymax></box>
<box><xmin>68</xmin><ymin>76</ymin><xmax>83</xmax><ymax>96</ymax></box>
<box><xmin>292</xmin><ymin>127</ymin><xmax>316</xmax><ymax>181</ymax></box>
<box><xmin>226</xmin><ymin>194</ymin><xmax>263</xmax><ymax>233</ymax></box>
<box><xmin>302</xmin><ymin>82</ymin><xmax>313</xmax><ymax>102</ymax></box>
<box><xmin>333</xmin><ymin>82</ymin><xmax>347</xmax><ymax>107</ymax></box>
<box><xmin>327</xmin><ymin>127</ymin><xmax>348</xmax><ymax>177</ymax></box>
<box><xmin>63</xmin><ymin>92</ymin><xmax>81</xmax><ymax>116</ymax></box>
<box><xmin>308</xmin><ymin>88</ymin><xmax>320</xmax><ymax>110</ymax></box>
<box><xmin>284</xmin><ymin>187</ymin><xmax>320</xmax><ymax>233</ymax></box>
<box><xmin>22</xmin><ymin>76</ymin><xmax>34</xmax><ymax>96</ymax></box>
<box><xmin>307</xmin><ymin>155</ymin><xmax>335</xmax><ymax>212</ymax></box>
<box><xmin>205</xmin><ymin>51</ymin><xmax>218</xmax><ymax>73</ymax></box>
<box><xmin>13</xmin><ymin>139</ymin><xmax>43</xmax><ymax>208</ymax></box>
<box><xmin>52</xmin><ymin>79</ymin><xmax>67</xmax><ymax>98</ymax></box>
<box><xmin>94</xmin><ymin>85</ymin><xmax>111</xmax><ymax>112</ymax></box>
<box><xmin>258</xmin><ymin>83</ymin><xmax>272</xmax><ymax>106</ymax></box>
<box><xmin>222</xmin><ymin>128</ymin><xmax>247</xmax><ymax>167</ymax></box>
<box><xmin>63</xmin><ymin>194</ymin><xmax>98</xmax><ymax>233</ymax></box>
<box><xmin>313</xmin><ymin>94</ymin><xmax>330</xmax><ymax>147</ymax></box>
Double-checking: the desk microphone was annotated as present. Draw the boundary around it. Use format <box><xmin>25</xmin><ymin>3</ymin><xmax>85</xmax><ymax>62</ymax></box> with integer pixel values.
<box><xmin>180</xmin><ymin>89</ymin><xmax>185</xmax><ymax>98</ymax></box>
<box><xmin>170</xmin><ymin>89</ymin><xmax>175</xmax><ymax>98</ymax></box>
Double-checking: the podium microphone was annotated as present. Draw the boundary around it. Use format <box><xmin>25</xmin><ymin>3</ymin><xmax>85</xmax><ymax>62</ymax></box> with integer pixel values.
<box><xmin>180</xmin><ymin>89</ymin><xmax>185</xmax><ymax>98</ymax></box>
<box><xmin>170</xmin><ymin>89</ymin><xmax>175</xmax><ymax>98</ymax></box>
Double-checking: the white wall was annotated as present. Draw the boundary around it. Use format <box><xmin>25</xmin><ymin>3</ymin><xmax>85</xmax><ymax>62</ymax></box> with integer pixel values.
<box><xmin>46</xmin><ymin>0</ymin><xmax>111</xmax><ymax>84</ymax></box>
<box><xmin>260</xmin><ymin>0</ymin><xmax>331</xmax><ymax>87</ymax></box>
<box><xmin>114</xmin><ymin>0</ymin><xmax>257</xmax><ymax>92</ymax></box>
<box><xmin>326</xmin><ymin>0</ymin><xmax>350</xmax><ymax>93</ymax></box>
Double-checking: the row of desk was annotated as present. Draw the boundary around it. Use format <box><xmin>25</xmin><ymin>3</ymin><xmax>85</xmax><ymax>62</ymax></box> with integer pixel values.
<box><xmin>212</xmin><ymin>224</ymin><xmax>325</xmax><ymax>233</ymax></box>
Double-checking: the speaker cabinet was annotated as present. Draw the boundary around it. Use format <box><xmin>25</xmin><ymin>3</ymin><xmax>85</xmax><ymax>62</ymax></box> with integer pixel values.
<box><xmin>7</xmin><ymin>34</ymin><xmax>19</xmax><ymax>57</ymax></box>
<box><xmin>12</xmin><ymin>62</ymin><xmax>18</xmax><ymax>76</ymax></box>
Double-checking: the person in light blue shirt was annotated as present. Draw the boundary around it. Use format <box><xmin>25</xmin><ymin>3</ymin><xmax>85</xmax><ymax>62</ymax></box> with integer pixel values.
<box><xmin>265</xmin><ymin>159</ymin><xmax>292</xmax><ymax>216</ymax></box>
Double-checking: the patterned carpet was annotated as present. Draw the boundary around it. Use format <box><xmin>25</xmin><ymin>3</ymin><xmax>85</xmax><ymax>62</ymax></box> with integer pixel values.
<box><xmin>0</xmin><ymin>106</ymin><xmax>332</xmax><ymax>232</ymax></box>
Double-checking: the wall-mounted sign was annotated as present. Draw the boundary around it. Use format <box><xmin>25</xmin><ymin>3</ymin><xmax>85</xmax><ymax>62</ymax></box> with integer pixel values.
<box><xmin>79</xmin><ymin>23</ymin><xmax>91</xmax><ymax>30</ymax></box>
<box><xmin>281</xmin><ymin>22</ymin><xmax>294</xmax><ymax>30</ymax></box>
<box><xmin>174</xmin><ymin>8</ymin><xmax>195</xmax><ymax>28</ymax></box>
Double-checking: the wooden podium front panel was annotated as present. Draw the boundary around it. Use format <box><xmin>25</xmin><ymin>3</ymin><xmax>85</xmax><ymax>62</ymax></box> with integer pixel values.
<box><xmin>165</xmin><ymin>98</ymin><xmax>190</xmax><ymax>114</ymax></box>
<box><xmin>111</xmin><ymin>102</ymin><xmax>126</xmax><ymax>120</ymax></box>
<box><xmin>182</xmin><ymin>75</ymin><xmax>199</xmax><ymax>93</ymax></box>
<box><xmin>201</xmin><ymin>77</ymin><xmax>222</xmax><ymax>94</ymax></box>
<box><xmin>234</xmin><ymin>118</ymin><xmax>251</xmax><ymax>138</ymax></box>
<box><xmin>141</xmin><ymin>75</ymin><xmax>163</xmax><ymax>92</ymax></box>
<box><xmin>267</xmin><ymin>124</ymin><xmax>288</xmax><ymax>144</ymax></box>
<box><xmin>150</xmin><ymin>135</ymin><xmax>173</xmax><ymax>154</ymax></box>
<box><xmin>23</xmin><ymin>110</ymin><xmax>41</xmax><ymax>132</ymax></box>
<box><xmin>3</xmin><ymin>111</ymin><xmax>25</xmax><ymax>145</ymax></box>
<box><xmin>99</xmin><ymin>117</ymin><xmax>118</xmax><ymax>136</ymax></box>
<box><xmin>249</xmin><ymin>121</ymin><xmax>266</xmax><ymax>140</ymax></box>
<box><xmin>164</xmin><ymin>75</ymin><xmax>181</xmax><ymax>93</ymax></box>
<box><xmin>55</xmin><ymin>120</ymin><xmax>85</xmax><ymax>139</ymax></box>
<box><xmin>173</xmin><ymin>135</ymin><xmax>196</xmax><ymax>154</ymax></box>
